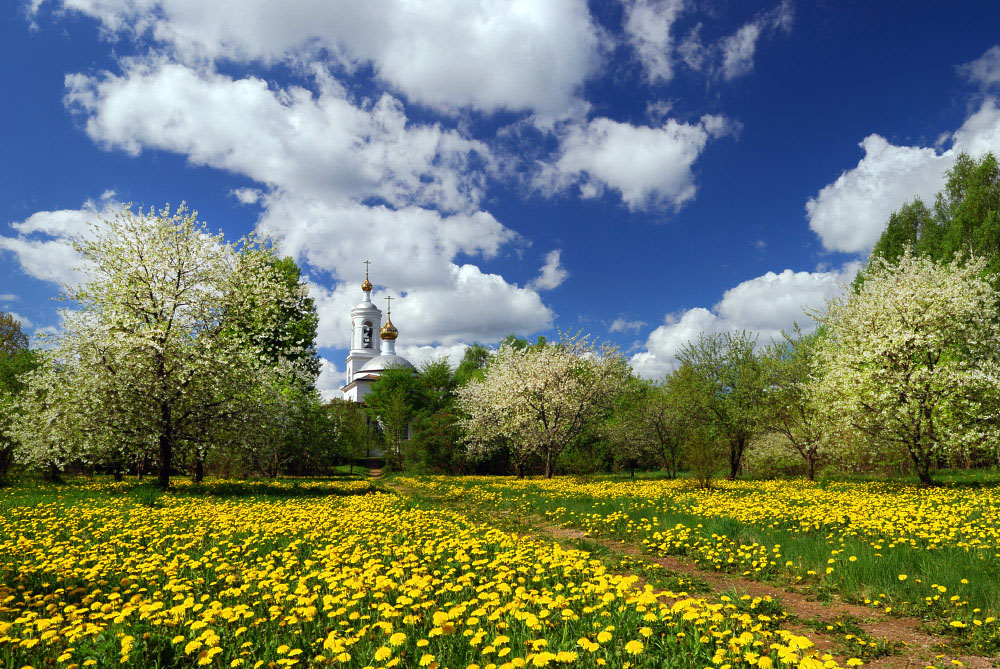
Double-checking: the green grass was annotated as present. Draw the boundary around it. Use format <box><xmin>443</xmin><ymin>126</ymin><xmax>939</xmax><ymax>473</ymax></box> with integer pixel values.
<box><xmin>405</xmin><ymin>475</ymin><xmax>1000</xmax><ymax>655</ymax></box>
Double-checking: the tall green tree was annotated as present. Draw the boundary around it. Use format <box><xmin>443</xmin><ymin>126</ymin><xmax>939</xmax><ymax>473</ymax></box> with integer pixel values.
<box><xmin>864</xmin><ymin>152</ymin><xmax>1000</xmax><ymax>290</ymax></box>
<box><xmin>454</xmin><ymin>344</ymin><xmax>489</xmax><ymax>386</ymax></box>
<box><xmin>363</xmin><ymin>366</ymin><xmax>420</xmax><ymax>471</ymax></box>
<box><xmin>677</xmin><ymin>331</ymin><xmax>767</xmax><ymax>480</ymax></box>
<box><xmin>0</xmin><ymin>313</ymin><xmax>38</xmax><ymax>484</ymax></box>
<box><xmin>327</xmin><ymin>399</ymin><xmax>374</xmax><ymax>474</ymax></box>
<box><xmin>665</xmin><ymin>360</ymin><xmax>726</xmax><ymax>488</ymax></box>
<box><xmin>0</xmin><ymin>312</ymin><xmax>29</xmax><ymax>355</ymax></box>
<box><xmin>763</xmin><ymin>327</ymin><xmax>826</xmax><ymax>480</ymax></box>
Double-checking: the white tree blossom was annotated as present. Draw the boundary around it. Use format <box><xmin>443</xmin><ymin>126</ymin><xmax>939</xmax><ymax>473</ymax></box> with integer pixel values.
<box><xmin>813</xmin><ymin>251</ymin><xmax>1000</xmax><ymax>484</ymax></box>
<box><xmin>10</xmin><ymin>204</ymin><xmax>297</xmax><ymax>487</ymax></box>
<box><xmin>457</xmin><ymin>334</ymin><xmax>628</xmax><ymax>478</ymax></box>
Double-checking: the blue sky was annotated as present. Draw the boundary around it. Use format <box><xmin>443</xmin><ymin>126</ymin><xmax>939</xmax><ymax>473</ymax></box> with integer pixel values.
<box><xmin>3</xmin><ymin>1</ymin><xmax>1000</xmax><ymax>393</ymax></box>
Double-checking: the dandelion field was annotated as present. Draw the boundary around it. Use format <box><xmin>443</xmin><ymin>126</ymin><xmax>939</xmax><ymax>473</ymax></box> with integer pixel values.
<box><xmin>2</xmin><ymin>475</ymin><xmax>999</xmax><ymax>669</ymax></box>
<box><xmin>402</xmin><ymin>476</ymin><xmax>1000</xmax><ymax>657</ymax></box>
<box><xmin>1</xmin><ymin>478</ymin><xmax>857</xmax><ymax>669</ymax></box>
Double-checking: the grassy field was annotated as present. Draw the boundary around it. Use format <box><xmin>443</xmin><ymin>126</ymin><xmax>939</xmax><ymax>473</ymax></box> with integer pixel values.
<box><xmin>400</xmin><ymin>474</ymin><xmax>1000</xmax><ymax>656</ymax></box>
<box><xmin>0</xmin><ymin>476</ymin><xmax>860</xmax><ymax>669</ymax></box>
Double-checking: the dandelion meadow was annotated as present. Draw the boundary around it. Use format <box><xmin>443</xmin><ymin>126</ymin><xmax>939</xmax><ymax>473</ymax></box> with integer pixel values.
<box><xmin>402</xmin><ymin>476</ymin><xmax>1000</xmax><ymax>657</ymax></box>
<box><xmin>0</xmin><ymin>478</ymin><xmax>858</xmax><ymax>669</ymax></box>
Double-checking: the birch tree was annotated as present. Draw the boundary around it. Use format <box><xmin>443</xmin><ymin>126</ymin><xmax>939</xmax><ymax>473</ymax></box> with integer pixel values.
<box><xmin>813</xmin><ymin>251</ymin><xmax>1000</xmax><ymax>484</ymax></box>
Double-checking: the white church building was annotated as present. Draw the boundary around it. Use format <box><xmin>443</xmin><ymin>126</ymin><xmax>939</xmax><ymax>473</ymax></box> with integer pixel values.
<box><xmin>341</xmin><ymin>265</ymin><xmax>414</xmax><ymax>402</ymax></box>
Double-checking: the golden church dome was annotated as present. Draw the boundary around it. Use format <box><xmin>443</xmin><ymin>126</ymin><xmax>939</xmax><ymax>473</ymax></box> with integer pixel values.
<box><xmin>361</xmin><ymin>277</ymin><xmax>373</xmax><ymax>292</ymax></box>
<box><xmin>379</xmin><ymin>319</ymin><xmax>398</xmax><ymax>341</ymax></box>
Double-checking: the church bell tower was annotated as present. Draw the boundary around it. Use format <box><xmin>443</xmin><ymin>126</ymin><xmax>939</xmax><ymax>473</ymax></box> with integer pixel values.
<box><xmin>345</xmin><ymin>261</ymin><xmax>382</xmax><ymax>384</ymax></box>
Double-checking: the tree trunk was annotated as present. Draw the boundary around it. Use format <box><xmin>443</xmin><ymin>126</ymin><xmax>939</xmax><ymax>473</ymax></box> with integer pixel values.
<box><xmin>44</xmin><ymin>461</ymin><xmax>63</xmax><ymax>483</ymax></box>
<box><xmin>158</xmin><ymin>401</ymin><xmax>172</xmax><ymax>490</ymax></box>
<box><xmin>544</xmin><ymin>449</ymin><xmax>553</xmax><ymax>478</ymax></box>
<box><xmin>194</xmin><ymin>450</ymin><xmax>205</xmax><ymax>484</ymax></box>
<box><xmin>727</xmin><ymin>435</ymin><xmax>744</xmax><ymax>480</ymax></box>
<box><xmin>807</xmin><ymin>455</ymin><xmax>816</xmax><ymax>482</ymax></box>
<box><xmin>515</xmin><ymin>462</ymin><xmax>524</xmax><ymax>479</ymax></box>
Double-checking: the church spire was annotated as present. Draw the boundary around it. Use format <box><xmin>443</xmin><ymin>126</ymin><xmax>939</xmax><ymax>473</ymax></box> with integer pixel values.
<box><xmin>380</xmin><ymin>295</ymin><xmax>399</xmax><ymax>341</ymax></box>
<box><xmin>361</xmin><ymin>260</ymin><xmax>373</xmax><ymax>293</ymax></box>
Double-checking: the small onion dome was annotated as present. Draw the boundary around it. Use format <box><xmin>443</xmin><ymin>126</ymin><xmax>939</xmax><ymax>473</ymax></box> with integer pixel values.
<box><xmin>380</xmin><ymin>318</ymin><xmax>399</xmax><ymax>340</ymax></box>
<box><xmin>361</xmin><ymin>277</ymin><xmax>373</xmax><ymax>292</ymax></box>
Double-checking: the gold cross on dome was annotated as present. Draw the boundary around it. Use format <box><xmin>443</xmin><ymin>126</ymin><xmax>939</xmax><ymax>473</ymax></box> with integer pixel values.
<box><xmin>363</xmin><ymin>259</ymin><xmax>371</xmax><ymax>279</ymax></box>
<box><xmin>385</xmin><ymin>295</ymin><xmax>393</xmax><ymax>316</ymax></box>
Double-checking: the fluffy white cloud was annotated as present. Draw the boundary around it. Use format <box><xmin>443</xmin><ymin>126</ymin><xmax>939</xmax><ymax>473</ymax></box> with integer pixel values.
<box><xmin>315</xmin><ymin>357</ymin><xmax>342</xmax><ymax>400</ymax></box>
<box><xmin>622</xmin><ymin>0</ymin><xmax>684</xmax><ymax>83</ymax></box>
<box><xmin>959</xmin><ymin>45</ymin><xmax>1000</xmax><ymax>90</ymax></box>
<box><xmin>60</xmin><ymin>58</ymin><xmax>560</xmax><ymax>349</ymax></box>
<box><xmin>66</xmin><ymin>61</ymin><xmax>490</xmax><ymax>213</ymax></box>
<box><xmin>539</xmin><ymin>114</ymin><xmax>732</xmax><ymax>210</ymax></box>
<box><xmin>630</xmin><ymin>265</ymin><xmax>857</xmax><ymax>378</ymax></box>
<box><xmin>806</xmin><ymin>99</ymin><xmax>1000</xmax><ymax>254</ymax></box>
<box><xmin>0</xmin><ymin>193</ymin><xmax>121</xmax><ymax>286</ymax></box>
<box><xmin>0</xmin><ymin>294</ymin><xmax>17</xmax><ymax>303</ymax></box>
<box><xmin>310</xmin><ymin>264</ymin><xmax>553</xmax><ymax>351</ymax></box>
<box><xmin>40</xmin><ymin>0</ymin><xmax>603</xmax><ymax>115</ymax></box>
<box><xmin>257</xmin><ymin>196</ymin><xmax>515</xmax><ymax>290</ymax></box>
<box><xmin>622</xmin><ymin>0</ymin><xmax>792</xmax><ymax>84</ymax></box>
<box><xmin>396</xmin><ymin>343</ymin><xmax>470</xmax><ymax>370</ymax></box>
<box><xmin>718</xmin><ymin>1</ymin><xmax>792</xmax><ymax>81</ymax></box>
<box><xmin>608</xmin><ymin>317</ymin><xmax>646</xmax><ymax>333</ymax></box>
<box><xmin>529</xmin><ymin>250</ymin><xmax>569</xmax><ymax>291</ymax></box>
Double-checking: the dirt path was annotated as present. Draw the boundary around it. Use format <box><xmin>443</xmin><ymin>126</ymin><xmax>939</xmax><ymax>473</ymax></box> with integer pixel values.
<box><xmin>386</xmin><ymin>481</ymin><xmax>998</xmax><ymax>669</ymax></box>
<box><xmin>535</xmin><ymin>518</ymin><xmax>993</xmax><ymax>669</ymax></box>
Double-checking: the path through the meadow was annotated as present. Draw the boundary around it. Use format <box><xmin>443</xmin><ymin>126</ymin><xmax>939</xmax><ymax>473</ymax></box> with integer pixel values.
<box><xmin>386</xmin><ymin>480</ymin><xmax>998</xmax><ymax>669</ymax></box>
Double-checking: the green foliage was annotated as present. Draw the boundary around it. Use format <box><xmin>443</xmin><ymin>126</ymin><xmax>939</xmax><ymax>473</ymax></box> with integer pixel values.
<box><xmin>0</xmin><ymin>320</ymin><xmax>39</xmax><ymax>485</ymax></box>
<box><xmin>327</xmin><ymin>399</ymin><xmax>376</xmax><ymax>474</ymax></box>
<box><xmin>864</xmin><ymin>152</ymin><xmax>1000</xmax><ymax>292</ymax></box>
<box><xmin>761</xmin><ymin>326</ymin><xmax>826</xmax><ymax>480</ymax></box>
<box><xmin>677</xmin><ymin>331</ymin><xmax>768</xmax><ymax>481</ymax></box>
<box><xmin>364</xmin><ymin>366</ymin><xmax>421</xmax><ymax>471</ymax></box>
<box><xmin>0</xmin><ymin>312</ymin><xmax>29</xmax><ymax>356</ymax></box>
<box><xmin>453</xmin><ymin>343</ymin><xmax>489</xmax><ymax>385</ymax></box>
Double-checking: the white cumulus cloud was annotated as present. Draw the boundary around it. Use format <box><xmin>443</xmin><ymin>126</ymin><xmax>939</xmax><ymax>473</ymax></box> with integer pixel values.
<box><xmin>65</xmin><ymin>61</ymin><xmax>491</xmax><ymax>213</ymax></box>
<box><xmin>629</xmin><ymin>264</ymin><xmax>857</xmax><ymax>378</ymax></box>
<box><xmin>959</xmin><ymin>45</ymin><xmax>1000</xmax><ymax>90</ymax></box>
<box><xmin>608</xmin><ymin>317</ymin><xmax>646</xmax><ymax>333</ymax></box>
<box><xmin>529</xmin><ymin>250</ymin><xmax>569</xmax><ymax>291</ymax></box>
<box><xmin>806</xmin><ymin>98</ymin><xmax>1000</xmax><ymax>254</ymax></box>
<box><xmin>718</xmin><ymin>1</ymin><xmax>792</xmax><ymax>81</ymax></box>
<box><xmin>622</xmin><ymin>0</ymin><xmax>685</xmax><ymax>84</ymax></box>
<box><xmin>0</xmin><ymin>193</ymin><xmax>122</xmax><ymax>286</ymax></box>
<box><xmin>538</xmin><ymin>114</ymin><xmax>733</xmax><ymax>211</ymax></box>
<box><xmin>38</xmin><ymin>0</ymin><xmax>603</xmax><ymax>115</ymax></box>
